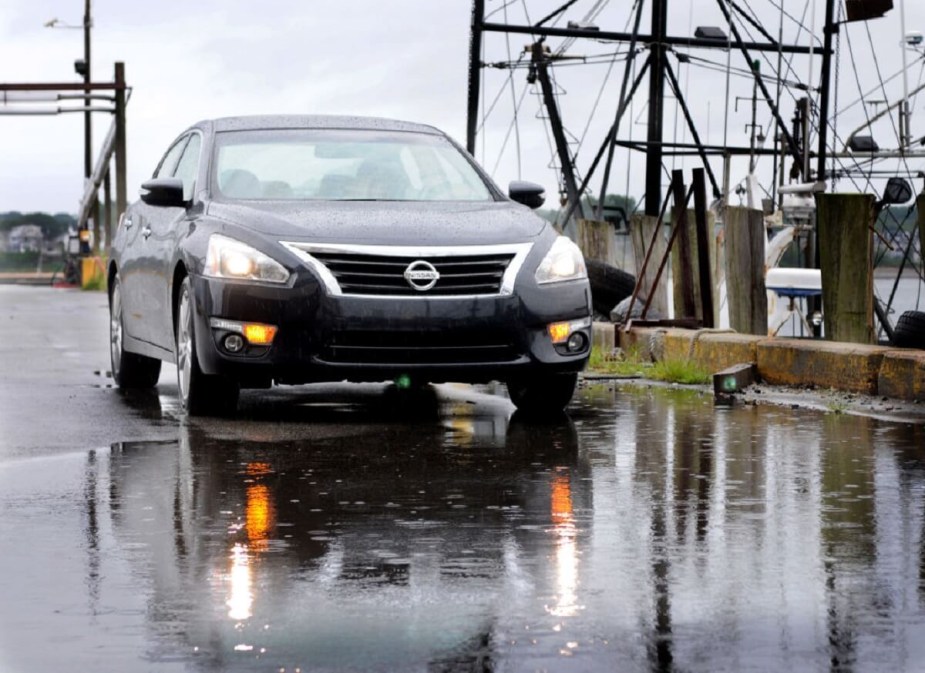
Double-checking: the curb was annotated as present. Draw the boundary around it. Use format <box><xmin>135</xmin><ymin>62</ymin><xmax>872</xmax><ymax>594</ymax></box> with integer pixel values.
<box><xmin>593</xmin><ymin>322</ymin><xmax>925</xmax><ymax>402</ymax></box>
<box><xmin>0</xmin><ymin>273</ymin><xmax>55</xmax><ymax>286</ymax></box>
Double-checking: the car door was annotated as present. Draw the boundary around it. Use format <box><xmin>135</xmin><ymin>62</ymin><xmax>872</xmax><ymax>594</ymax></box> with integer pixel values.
<box><xmin>119</xmin><ymin>136</ymin><xmax>188</xmax><ymax>349</ymax></box>
<box><xmin>144</xmin><ymin>132</ymin><xmax>203</xmax><ymax>350</ymax></box>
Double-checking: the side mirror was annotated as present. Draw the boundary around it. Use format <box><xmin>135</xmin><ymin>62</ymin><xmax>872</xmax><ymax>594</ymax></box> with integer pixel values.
<box><xmin>508</xmin><ymin>181</ymin><xmax>545</xmax><ymax>209</ymax></box>
<box><xmin>880</xmin><ymin>177</ymin><xmax>913</xmax><ymax>207</ymax></box>
<box><xmin>140</xmin><ymin>178</ymin><xmax>186</xmax><ymax>207</ymax></box>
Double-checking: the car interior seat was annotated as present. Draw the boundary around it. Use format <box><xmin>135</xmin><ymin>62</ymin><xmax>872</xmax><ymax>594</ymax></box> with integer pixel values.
<box><xmin>317</xmin><ymin>174</ymin><xmax>356</xmax><ymax>199</ymax></box>
<box><xmin>219</xmin><ymin>169</ymin><xmax>262</xmax><ymax>199</ymax></box>
<box><xmin>262</xmin><ymin>180</ymin><xmax>293</xmax><ymax>199</ymax></box>
<box><xmin>355</xmin><ymin>159</ymin><xmax>410</xmax><ymax>200</ymax></box>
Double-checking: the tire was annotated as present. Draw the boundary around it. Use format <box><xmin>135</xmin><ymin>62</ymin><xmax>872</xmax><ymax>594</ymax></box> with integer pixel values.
<box><xmin>506</xmin><ymin>372</ymin><xmax>578</xmax><ymax>416</ymax></box>
<box><xmin>893</xmin><ymin>310</ymin><xmax>925</xmax><ymax>349</ymax></box>
<box><xmin>176</xmin><ymin>277</ymin><xmax>240</xmax><ymax>416</ymax></box>
<box><xmin>586</xmin><ymin>259</ymin><xmax>636</xmax><ymax>317</ymax></box>
<box><xmin>109</xmin><ymin>275</ymin><xmax>161</xmax><ymax>388</ymax></box>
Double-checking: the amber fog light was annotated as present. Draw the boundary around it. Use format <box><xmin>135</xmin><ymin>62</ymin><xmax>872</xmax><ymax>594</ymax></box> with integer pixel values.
<box><xmin>224</xmin><ymin>334</ymin><xmax>245</xmax><ymax>353</ymax></box>
<box><xmin>547</xmin><ymin>317</ymin><xmax>592</xmax><ymax>346</ymax></box>
<box><xmin>210</xmin><ymin>318</ymin><xmax>278</xmax><ymax>354</ymax></box>
<box><xmin>548</xmin><ymin>321</ymin><xmax>572</xmax><ymax>344</ymax></box>
<box><xmin>243</xmin><ymin>323</ymin><xmax>278</xmax><ymax>346</ymax></box>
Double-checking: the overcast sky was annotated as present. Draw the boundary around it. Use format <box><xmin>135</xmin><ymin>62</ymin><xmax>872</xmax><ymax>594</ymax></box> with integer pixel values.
<box><xmin>2</xmin><ymin>0</ymin><xmax>925</xmax><ymax>215</ymax></box>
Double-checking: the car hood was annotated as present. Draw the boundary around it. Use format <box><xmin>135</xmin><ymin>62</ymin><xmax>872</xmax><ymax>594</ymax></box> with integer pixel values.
<box><xmin>206</xmin><ymin>200</ymin><xmax>548</xmax><ymax>246</ymax></box>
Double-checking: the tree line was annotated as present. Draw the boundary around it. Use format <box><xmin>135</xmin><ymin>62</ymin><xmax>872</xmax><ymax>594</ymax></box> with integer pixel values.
<box><xmin>537</xmin><ymin>194</ymin><xmax>637</xmax><ymax>227</ymax></box>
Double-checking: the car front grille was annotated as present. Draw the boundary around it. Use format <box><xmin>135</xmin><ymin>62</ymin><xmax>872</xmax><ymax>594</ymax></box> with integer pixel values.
<box><xmin>281</xmin><ymin>242</ymin><xmax>533</xmax><ymax>298</ymax></box>
<box><xmin>309</xmin><ymin>251</ymin><xmax>515</xmax><ymax>296</ymax></box>
<box><xmin>323</xmin><ymin>330</ymin><xmax>519</xmax><ymax>365</ymax></box>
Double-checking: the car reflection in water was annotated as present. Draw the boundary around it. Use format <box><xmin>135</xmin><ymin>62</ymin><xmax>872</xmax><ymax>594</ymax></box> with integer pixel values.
<box><xmin>106</xmin><ymin>386</ymin><xmax>585</xmax><ymax>671</ymax></box>
<box><xmin>85</xmin><ymin>384</ymin><xmax>925</xmax><ymax>672</ymax></box>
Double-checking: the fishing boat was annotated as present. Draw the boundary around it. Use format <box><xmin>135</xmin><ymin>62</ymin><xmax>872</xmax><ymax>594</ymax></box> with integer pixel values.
<box><xmin>466</xmin><ymin>0</ymin><xmax>925</xmax><ymax>347</ymax></box>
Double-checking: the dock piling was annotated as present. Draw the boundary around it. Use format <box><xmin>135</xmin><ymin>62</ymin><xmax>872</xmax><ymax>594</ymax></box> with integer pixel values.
<box><xmin>816</xmin><ymin>193</ymin><xmax>876</xmax><ymax>344</ymax></box>
<box><xmin>724</xmin><ymin>206</ymin><xmax>767</xmax><ymax>335</ymax></box>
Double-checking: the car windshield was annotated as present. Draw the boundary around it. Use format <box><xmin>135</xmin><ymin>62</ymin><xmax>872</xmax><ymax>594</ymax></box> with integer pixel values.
<box><xmin>212</xmin><ymin>128</ymin><xmax>494</xmax><ymax>202</ymax></box>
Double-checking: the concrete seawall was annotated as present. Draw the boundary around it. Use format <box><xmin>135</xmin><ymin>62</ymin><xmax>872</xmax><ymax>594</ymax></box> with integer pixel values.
<box><xmin>593</xmin><ymin>322</ymin><xmax>925</xmax><ymax>402</ymax></box>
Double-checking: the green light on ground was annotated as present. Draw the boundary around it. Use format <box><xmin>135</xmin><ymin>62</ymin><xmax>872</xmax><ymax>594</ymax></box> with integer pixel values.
<box><xmin>395</xmin><ymin>374</ymin><xmax>412</xmax><ymax>390</ymax></box>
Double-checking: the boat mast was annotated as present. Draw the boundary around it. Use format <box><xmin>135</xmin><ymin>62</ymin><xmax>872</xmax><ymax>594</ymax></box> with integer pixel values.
<box><xmin>899</xmin><ymin>0</ymin><xmax>911</xmax><ymax>147</ymax></box>
<box><xmin>467</xmin><ymin>0</ymin><xmax>817</xmax><ymax>222</ymax></box>
<box><xmin>465</xmin><ymin>0</ymin><xmax>484</xmax><ymax>156</ymax></box>
<box><xmin>645</xmin><ymin>0</ymin><xmax>669</xmax><ymax>216</ymax></box>
<box><xmin>816</xmin><ymin>0</ymin><xmax>838</xmax><ymax>183</ymax></box>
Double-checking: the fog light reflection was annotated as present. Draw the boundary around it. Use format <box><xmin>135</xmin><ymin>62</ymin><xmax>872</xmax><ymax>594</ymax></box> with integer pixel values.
<box><xmin>246</xmin><ymin>483</ymin><xmax>275</xmax><ymax>554</ymax></box>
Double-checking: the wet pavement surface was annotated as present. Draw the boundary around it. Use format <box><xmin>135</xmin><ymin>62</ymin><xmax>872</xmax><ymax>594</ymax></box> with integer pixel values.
<box><xmin>2</xmin><ymin>287</ymin><xmax>925</xmax><ymax>672</ymax></box>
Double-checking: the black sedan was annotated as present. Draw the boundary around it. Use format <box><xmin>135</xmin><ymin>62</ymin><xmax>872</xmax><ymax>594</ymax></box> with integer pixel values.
<box><xmin>108</xmin><ymin>115</ymin><xmax>591</xmax><ymax>416</ymax></box>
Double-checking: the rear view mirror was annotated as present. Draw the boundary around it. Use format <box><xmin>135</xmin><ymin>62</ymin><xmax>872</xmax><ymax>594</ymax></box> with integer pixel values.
<box><xmin>509</xmin><ymin>181</ymin><xmax>545</xmax><ymax>209</ymax></box>
<box><xmin>140</xmin><ymin>178</ymin><xmax>186</xmax><ymax>207</ymax></box>
<box><xmin>314</xmin><ymin>142</ymin><xmax>371</xmax><ymax>159</ymax></box>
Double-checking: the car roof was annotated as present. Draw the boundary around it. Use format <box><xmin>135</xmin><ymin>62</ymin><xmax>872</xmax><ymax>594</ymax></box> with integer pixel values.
<box><xmin>194</xmin><ymin>115</ymin><xmax>443</xmax><ymax>135</ymax></box>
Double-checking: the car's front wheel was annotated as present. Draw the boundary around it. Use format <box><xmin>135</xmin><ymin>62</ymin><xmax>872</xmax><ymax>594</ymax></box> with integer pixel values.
<box><xmin>506</xmin><ymin>372</ymin><xmax>578</xmax><ymax>415</ymax></box>
<box><xmin>110</xmin><ymin>274</ymin><xmax>161</xmax><ymax>388</ymax></box>
<box><xmin>176</xmin><ymin>277</ymin><xmax>239</xmax><ymax>416</ymax></box>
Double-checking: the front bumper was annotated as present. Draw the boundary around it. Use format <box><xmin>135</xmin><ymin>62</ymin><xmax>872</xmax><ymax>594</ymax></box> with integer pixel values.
<box><xmin>190</xmin><ymin>271</ymin><xmax>591</xmax><ymax>386</ymax></box>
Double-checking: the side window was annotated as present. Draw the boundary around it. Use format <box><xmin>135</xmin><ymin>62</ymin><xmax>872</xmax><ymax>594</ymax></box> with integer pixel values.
<box><xmin>154</xmin><ymin>136</ymin><xmax>189</xmax><ymax>179</ymax></box>
<box><xmin>173</xmin><ymin>134</ymin><xmax>202</xmax><ymax>200</ymax></box>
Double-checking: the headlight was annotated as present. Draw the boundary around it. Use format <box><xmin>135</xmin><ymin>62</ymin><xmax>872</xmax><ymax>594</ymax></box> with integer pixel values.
<box><xmin>204</xmin><ymin>234</ymin><xmax>289</xmax><ymax>283</ymax></box>
<box><xmin>535</xmin><ymin>236</ymin><xmax>587</xmax><ymax>285</ymax></box>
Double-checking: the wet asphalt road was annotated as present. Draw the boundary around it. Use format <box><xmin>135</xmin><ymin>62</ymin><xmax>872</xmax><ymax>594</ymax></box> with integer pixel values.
<box><xmin>2</xmin><ymin>286</ymin><xmax>925</xmax><ymax>673</ymax></box>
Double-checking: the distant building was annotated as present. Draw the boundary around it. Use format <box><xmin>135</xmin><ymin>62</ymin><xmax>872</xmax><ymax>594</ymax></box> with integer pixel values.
<box><xmin>43</xmin><ymin>232</ymin><xmax>69</xmax><ymax>256</ymax></box>
<box><xmin>8</xmin><ymin>224</ymin><xmax>44</xmax><ymax>253</ymax></box>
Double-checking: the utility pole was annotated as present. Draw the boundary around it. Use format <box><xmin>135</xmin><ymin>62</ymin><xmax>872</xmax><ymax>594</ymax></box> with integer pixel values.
<box><xmin>83</xmin><ymin>0</ymin><xmax>91</xmax><ymax>182</ymax></box>
<box><xmin>114</xmin><ymin>62</ymin><xmax>127</xmax><ymax>225</ymax></box>
<box><xmin>79</xmin><ymin>0</ymin><xmax>97</xmax><ymax>254</ymax></box>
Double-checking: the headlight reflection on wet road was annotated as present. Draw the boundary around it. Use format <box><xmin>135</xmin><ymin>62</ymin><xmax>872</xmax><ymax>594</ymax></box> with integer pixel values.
<box><xmin>227</xmin><ymin>462</ymin><xmax>277</xmax><ymax>622</ymax></box>
<box><xmin>547</xmin><ymin>470</ymin><xmax>581</xmax><ymax>619</ymax></box>
<box><xmin>227</xmin><ymin>542</ymin><xmax>253</xmax><ymax>622</ymax></box>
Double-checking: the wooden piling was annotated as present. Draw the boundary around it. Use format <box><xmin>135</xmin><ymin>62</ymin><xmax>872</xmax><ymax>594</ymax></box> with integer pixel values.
<box><xmin>711</xmin><ymin>216</ymin><xmax>726</xmax><ymax>328</ymax></box>
<box><xmin>670</xmin><ymin>207</ymin><xmax>716</xmax><ymax>326</ymax></box>
<box><xmin>692</xmin><ymin>169</ymin><xmax>715</xmax><ymax>328</ymax></box>
<box><xmin>630</xmin><ymin>214</ymin><xmax>669</xmax><ymax>316</ymax></box>
<box><xmin>815</xmin><ymin>193</ymin><xmax>875</xmax><ymax>344</ymax></box>
<box><xmin>724</xmin><ymin>206</ymin><xmax>767</xmax><ymax>335</ymax></box>
<box><xmin>576</xmin><ymin>218</ymin><xmax>616</xmax><ymax>266</ymax></box>
<box><xmin>114</xmin><ymin>62</ymin><xmax>127</xmax><ymax>224</ymax></box>
<box><xmin>103</xmin><ymin>169</ymin><xmax>111</xmax><ymax>251</ymax></box>
<box><xmin>670</xmin><ymin>210</ymin><xmax>700</xmax><ymax>321</ymax></box>
<box><xmin>670</xmin><ymin>170</ymin><xmax>697</xmax><ymax>320</ymax></box>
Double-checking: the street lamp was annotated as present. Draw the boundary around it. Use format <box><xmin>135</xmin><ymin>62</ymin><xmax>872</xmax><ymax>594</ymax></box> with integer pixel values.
<box><xmin>45</xmin><ymin>1</ymin><xmax>93</xmax><ymax>253</ymax></box>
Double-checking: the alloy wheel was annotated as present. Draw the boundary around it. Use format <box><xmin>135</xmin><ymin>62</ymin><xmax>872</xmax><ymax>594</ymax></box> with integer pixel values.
<box><xmin>177</xmin><ymin>286</ymin><xmax>193</xmax><ymax>405</ymax></box>
<box><xmin>110</xmin><ymin>283</ymin><xmax>123</xmax><ymax>380</ymax></box>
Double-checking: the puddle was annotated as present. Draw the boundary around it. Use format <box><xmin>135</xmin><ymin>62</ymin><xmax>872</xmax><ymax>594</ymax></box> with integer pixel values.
<box><xmin>1</xmin><ymin>384</ymin><xmax>924</xmax><ymax>672</ymax></box>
